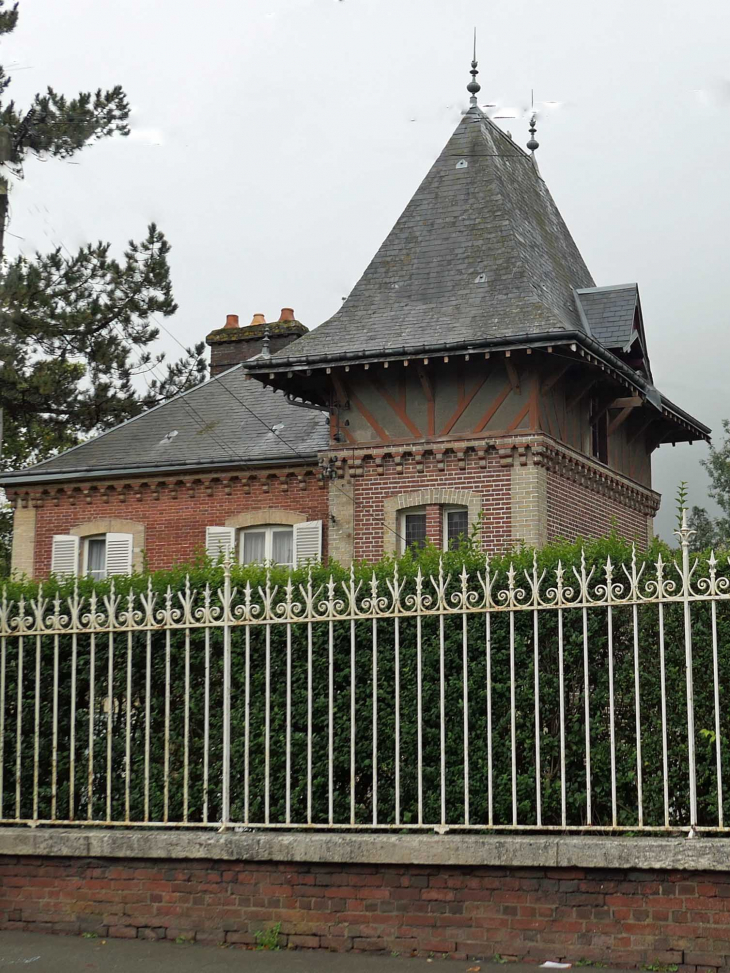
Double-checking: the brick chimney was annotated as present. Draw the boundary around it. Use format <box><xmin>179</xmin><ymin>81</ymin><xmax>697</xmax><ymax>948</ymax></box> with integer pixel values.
<box><xmin>206</xmin><ymin>310</ymin><xmax>308</xmax><ymax>377</ymax></box>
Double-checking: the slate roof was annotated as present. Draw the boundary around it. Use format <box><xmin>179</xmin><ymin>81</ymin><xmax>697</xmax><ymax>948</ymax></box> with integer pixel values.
<box><xmin>576</xmin><ymin>284</ymin><xmax>638</xmax><ymax>350</ymax></box>
<box><xmin>252</xmin><ymin>106</ymin><xmax>596</xmax><ymax>369</ymax></box>
<box><xmin>0</xmin><ymin>364</ymin><xmax>329</xmax><ymax>484</ymax></box>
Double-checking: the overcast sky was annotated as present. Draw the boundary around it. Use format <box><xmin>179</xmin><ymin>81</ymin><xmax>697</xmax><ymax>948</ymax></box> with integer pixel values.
<box><xmin>4</xmin><ymin>0</ymin><xmax>728</xmax><ymax>542</ymax></box>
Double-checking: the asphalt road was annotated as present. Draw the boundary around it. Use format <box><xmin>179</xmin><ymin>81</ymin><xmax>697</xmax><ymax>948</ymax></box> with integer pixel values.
<box><xmin>0</xmin><ymin>932</ymin><xmax>636</xmax><ymax>973</ymax></box>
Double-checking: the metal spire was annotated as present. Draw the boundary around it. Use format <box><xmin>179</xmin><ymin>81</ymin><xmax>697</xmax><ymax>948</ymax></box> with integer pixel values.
<box><xmin>527</xmin><ymin>89</ymin><xmax>539</xmax><ymax>153</ymax></box>
<box><xmin>467</xmin><ymin>28</ymin><xmax>481</xmax><ymax>107</ymax></box>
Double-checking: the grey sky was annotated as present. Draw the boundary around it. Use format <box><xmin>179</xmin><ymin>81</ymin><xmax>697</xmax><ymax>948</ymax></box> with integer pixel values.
<box><xmin>5</xmin><ymin>0</ymin><xmax>728</xmax><ymax>542</ymax></box>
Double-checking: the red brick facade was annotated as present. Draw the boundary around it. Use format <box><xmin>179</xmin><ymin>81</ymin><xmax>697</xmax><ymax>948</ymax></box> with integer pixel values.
<box><xmin>2</xmin><ymin>854</ymin><xmax>729</xmax><ymax>969</ymax></box>
<box><xmin>25</xmin><ymin>466</ymin><xmax>327</xmax><ymax>577</ymax></box>
<box><xmin>7</xmin><ymin>433</ymin><xmax>661</xmax><ymax>578</ymax></box>
<box><xmin>348</xmin><ymin>448</ymin><xmax>511</xmax><ymax>560</ymax></box>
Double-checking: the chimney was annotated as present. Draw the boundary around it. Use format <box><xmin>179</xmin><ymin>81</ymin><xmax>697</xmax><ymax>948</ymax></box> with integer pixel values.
<box><xmin>206</xmin><ymin>310</ymin><xmax>309</xmax><ymax>377</ymax></box>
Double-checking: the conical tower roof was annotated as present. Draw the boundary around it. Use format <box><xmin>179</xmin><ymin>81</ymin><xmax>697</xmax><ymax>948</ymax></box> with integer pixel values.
<box><xmin>269</xmin><ymin>106</ymin><xmax>595</xmax><ymax>366</ymax></box>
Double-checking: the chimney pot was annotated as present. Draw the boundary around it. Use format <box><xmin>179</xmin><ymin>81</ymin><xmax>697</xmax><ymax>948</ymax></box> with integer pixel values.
<box><xmin>249</xmin><ymin>313</ymin><xmax>266</xmax><ymax>326</ymax></box>
<box><xmin>224</xmin><ymin>314</ymin><xmax>239</xmax><ymax>329</ymax></box>
<box><xmin>279</xmin><ymin>307</ymin><xmax>295</xmax><ymax>322</ymax></box>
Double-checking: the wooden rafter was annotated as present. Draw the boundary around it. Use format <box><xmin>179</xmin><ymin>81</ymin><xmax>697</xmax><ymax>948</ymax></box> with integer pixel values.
<box><xmin>439</xmin><ymin>370</ymin><xmax>490</xmax><ymax>437</ymax></box>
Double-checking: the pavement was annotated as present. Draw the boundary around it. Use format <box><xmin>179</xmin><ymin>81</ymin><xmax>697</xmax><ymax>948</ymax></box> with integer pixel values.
<box><xmin>0</xmin><ymin>932</ymin><xmax>635</xmax><ymax>973</ymax></box>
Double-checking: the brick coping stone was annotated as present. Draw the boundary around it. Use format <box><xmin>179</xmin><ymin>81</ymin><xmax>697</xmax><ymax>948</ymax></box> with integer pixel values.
<box><xmin>1</xmin><ymin>829</ymin><xmax>729</xmax><ymax>872</ymax></box>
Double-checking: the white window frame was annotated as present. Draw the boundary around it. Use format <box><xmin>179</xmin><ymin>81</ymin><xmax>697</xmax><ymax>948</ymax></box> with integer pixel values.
<box><xmin>443</xmin><ymin>505</ymin><xmax>469</xmax><ymax>551</ymax></box>
<box><xmin>83</xmin><ymin>534</ymin><xmax>107</xmax><ymax>580</ymax></box>
<box><xmin>239</xmin><ymin>524</ymin><xmax>295</xmax><ymax>568</ymax></box>
<box><xmin>398</xmin><ymin>506</ymin><xmax>427</xmax><ymax>555</ymax></box>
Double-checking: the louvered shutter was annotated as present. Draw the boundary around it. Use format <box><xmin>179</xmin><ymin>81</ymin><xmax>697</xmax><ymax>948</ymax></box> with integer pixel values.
<box><xmin>293</xmin><ymin>520</ymin><xmax>323</xmax><ymax>566</ymax></box>
<box><xmin>105</xmin><ymin>533</ymin><xmax>134</xmax><ymax>576</ymax></box>
<box><xmin>51</xmin><ymin>535</ymin><xmax>79</xmax><ymax>578</ymax></box>
<box><xmin>206</xmin><ymin>526</ymin><xmax>236</xmax><ymax>560</ymax></box>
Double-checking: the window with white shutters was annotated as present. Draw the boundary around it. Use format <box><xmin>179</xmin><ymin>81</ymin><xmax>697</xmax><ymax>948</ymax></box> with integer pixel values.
<box><xmin>51</xmin><ymin>535</ymin><xmax>80</xmax><ymax>578</ymax></box>
<box><xmin>293</xmin><ymin>520</ymin><xmax>323</xmax><ymax>566</ymax></box>
<box><xmin>205</xmin><ymin>526</ymin><xmax>235</xmax><ymax>560</ymax></box>
<box><xmin>240</xmin><ymin>525</ymin><xmax>295</xmax><ymax>567</ymax></box>
<box><xmin>104</xmin><ymin>533</ymin><xmax>134</xmax><ymax>576</ymax></box>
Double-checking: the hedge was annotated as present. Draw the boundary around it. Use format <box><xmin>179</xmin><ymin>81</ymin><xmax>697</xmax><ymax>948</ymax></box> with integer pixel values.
<box><xmin>1</xmin><ymin>532</ymin><xmax>729</xmax><ymax>830</ymax></box>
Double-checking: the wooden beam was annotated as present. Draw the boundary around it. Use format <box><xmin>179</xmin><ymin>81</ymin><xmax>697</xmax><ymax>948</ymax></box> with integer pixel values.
<box><xmin>417</xmin><ymin>365</ymin><xmax>435</xmax><ymax>437</ymax></box>
<box><xmin>507</xmin><ymin>399</ymin><xmax>531</xmax><ymax>433</ymax></box>
<box><xmin>566</xmin><ymin>376</ymin><xmax>598</xmax><ymax>411</ymax></box>
<box><xmin>440</xmin><ymin>371</ymin><xmax>490</xmax><ymax>437</ymax></box>
<box><xmin>349</xmin><ymin>390</ymin><xmax>390</xmax><ymax>441</ymax></box>
<box><xmin>505</xmin><ymin>359</ymin><xmax>521</xmax><ymax>394</ymax></box>
<box><xmin>473</xmin><ymin>381</ymin><xmax>513</xmax><ymax>434</ymax></box>
<box><xmin>610</xmin><ymin>395</ymin><xmax>643</xmax><ymax>409</ymax></box>
<box><xmin>330</xmin><ymin>373</ymin><xmax>349</xmax><ymax>408</ymax></box>
<box><xmin>607</xmin><ymin>406</ymin><xmax>634</xmax><ymax>437</ymax></box>
<box><xmin>627</xmin><ymin>415</ymin><xmax>655</xmax><ymax>447</ymax></box>
<box><xmin>371</xmin><ymin>374</ymin><xmax>422</xmax><ymax>439</ymax></box>
<box><xmin>541</xmin><ymin>362</ymin><xmax>572</xmax><ymax>394</ymax></box>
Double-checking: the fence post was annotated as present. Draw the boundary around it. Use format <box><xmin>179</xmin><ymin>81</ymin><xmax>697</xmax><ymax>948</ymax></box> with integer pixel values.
<box><xmin>220</xmin><ymin>554</ymin><xmax>232</xmax><ymax>830</ymax></box>
<box><xmin>676</xmin><ymin>510</ymin><xmax>698</xmax><ymax>831</ymax></box>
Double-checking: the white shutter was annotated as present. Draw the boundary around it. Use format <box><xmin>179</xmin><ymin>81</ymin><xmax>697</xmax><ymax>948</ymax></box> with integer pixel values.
<box><xmin>51</xmin><ymin>535</ymin><xmax>79</xmax><ymax>578</ymax></box>
<box><xmin>105</xmin><ymin>533</ymin><xmax>134</xmax><ymax>577</ymax></box>
<box><xmin>293</xmin><ymin>520</ymin><xmax>323</xmax><ymax>566</ymax></box>
<box><xmin>206</xmin><ymin>526</ymin><xmax>236</xmax><ymax>560</ymax></box>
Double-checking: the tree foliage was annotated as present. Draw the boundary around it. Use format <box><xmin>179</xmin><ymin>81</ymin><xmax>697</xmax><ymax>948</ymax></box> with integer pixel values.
<box><xmin>0</xmin><ymin>1</ymin><xmax>207</xmax><ymax>573</ymax></box>
<box><xmin>687</xmin><ymin>420</ymin><xmax>730</xmax><ymax>552</ymax></box>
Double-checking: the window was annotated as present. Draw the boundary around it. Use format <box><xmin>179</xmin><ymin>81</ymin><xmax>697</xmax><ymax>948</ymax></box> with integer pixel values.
<box><xmin>444</xmin><ymin>506</ymin><xmax>469</xmax><ymax>550</ymax></box>
<box><xmin>241</xmin><ymin>525</ymin><xmax>294</xmax><ymax>567</ymax></box>
<box><xmin>401</xmin><ymin>509</ymin><xmax>427</xmax><ymax>554</ymax></box>
<box><xmin>205</xmin><ymin>520</ymin><xmax>323</xmax><ymax>568</ymax></box>
<box><xmin>51</xmin><ymin>531</ymin><xmax>134</xmax><ymax>579</ymax></box>
<box><xmin>590</xmin><ymin>397</ymin><xmax>609</xmax><ymax>464</ymax></box>
<box><xmin>85</xmin><ymin>536</ymin><xmax>107</xmax><ymax>581</ymax></box>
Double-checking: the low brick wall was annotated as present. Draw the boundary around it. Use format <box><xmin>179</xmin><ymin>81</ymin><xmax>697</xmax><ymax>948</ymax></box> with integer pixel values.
<box><xmin>2</xmin><ymin>851</ymin><xmax>730</xmax><ymax>969</ymax></box>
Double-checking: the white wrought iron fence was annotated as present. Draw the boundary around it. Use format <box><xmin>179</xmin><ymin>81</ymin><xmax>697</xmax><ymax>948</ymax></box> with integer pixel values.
<box><xmin>0</xmin><ymin>515</ymin><xmax>729</xmax><ymax>833</ymax></box>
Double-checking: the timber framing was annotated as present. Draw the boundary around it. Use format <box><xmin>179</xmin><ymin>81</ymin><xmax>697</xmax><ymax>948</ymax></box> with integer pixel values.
<box><xmin>248</xmin><ymin>331</ymin><xmax>708</xmax><ymax>445</ymax></box>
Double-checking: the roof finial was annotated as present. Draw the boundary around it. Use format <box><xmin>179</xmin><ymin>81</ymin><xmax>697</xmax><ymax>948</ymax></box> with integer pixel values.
<box><xmin>262</xmin><ymin>321</ymin><xmax>271</xmax><ymax>358</ymax></box>
<box><xmin>527</xmin><ymin>89</ymin><xmax>539</xmax><ymax>153</ymax></box>
<box><xmin>467</xmin><ymin>28</ymin><xmax>481</xmax><ymax>108</ymax></box>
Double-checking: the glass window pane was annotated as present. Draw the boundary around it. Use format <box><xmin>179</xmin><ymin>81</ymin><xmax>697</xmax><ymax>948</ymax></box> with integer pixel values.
<box><xmin>404</xmin><ymin>513</ymin><xmax>427</xmax><ymax>553</ymax></box>
<box><xmin>87</xmin><ymin>537</ymin><xmax>106</xmax><ymax>580</ymax></box>
<box><xmin>447</xmin><ymin>509</ymin><xmax>469</xmax><ymax>549</ymax></box>
<box><xmin>243</xmin><ymin>531</ymin><xmax>266</xmax><ymax>564</ymax></box>
<box><xmin>272</xmin><ymin>528</ymin><xmax>294</xmax><ymax>566</ymax></box>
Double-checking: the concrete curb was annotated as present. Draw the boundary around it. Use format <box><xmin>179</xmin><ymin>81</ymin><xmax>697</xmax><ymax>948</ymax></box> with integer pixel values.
<box><xmin>1</xmin><ymin>828</ymin><xmax>730</xmax><ymax>871</ymax></box>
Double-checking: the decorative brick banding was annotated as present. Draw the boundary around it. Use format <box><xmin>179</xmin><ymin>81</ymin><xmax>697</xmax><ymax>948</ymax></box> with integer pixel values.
<box><xmin>1</xmin><ymin>854</ymin><xmax>730</xmax><ymax>969</ymax></box>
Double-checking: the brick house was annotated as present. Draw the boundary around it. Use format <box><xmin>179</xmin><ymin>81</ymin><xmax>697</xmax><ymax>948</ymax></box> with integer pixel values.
<box><xmin>1</xmin><ymin>85</ymin><xmax>708</xmax><ymax>579</ymax></box>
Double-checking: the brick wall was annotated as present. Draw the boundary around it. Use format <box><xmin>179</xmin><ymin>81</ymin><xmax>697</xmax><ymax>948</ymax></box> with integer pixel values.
<box><xmin>350</xmin><ymin>449</ymin><xmax>512</xmax><ymax>560</ymax></box>
<box><xmin>1</xmin><ymin>855</ymin><xmax>729</xmax><ymax>969</ymax></box>
<box><xmin>25</xmin><ymin>469</ymin><xmax>327</xmax><ymax>577</ymax></box>
<box><xmin>546</xmin><ymin>468</ymin><xmax>653</xmax><ymax>547</ymax></box>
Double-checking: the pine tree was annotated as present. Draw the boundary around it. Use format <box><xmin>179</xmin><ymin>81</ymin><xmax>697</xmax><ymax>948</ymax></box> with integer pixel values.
<box><xmin>0</xmin><ymin>1</ymin><xmax>206</xmax><ymax>574</ymax></box>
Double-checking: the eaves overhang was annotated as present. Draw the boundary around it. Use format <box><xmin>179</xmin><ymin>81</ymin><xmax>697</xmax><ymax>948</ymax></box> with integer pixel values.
<box><xmin>245</xmin><ymin>330</ymin><xmax>710</xmax><ymax>444</ymax></box>
<box><xmin>0</xmin><ymin>453</ymin><xmax>321</xmax><ymax>489</ymax></box>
